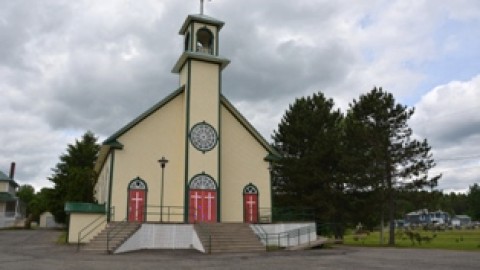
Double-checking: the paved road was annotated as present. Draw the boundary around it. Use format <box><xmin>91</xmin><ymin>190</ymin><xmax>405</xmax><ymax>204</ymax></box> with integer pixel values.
<box><xmin>0</xmin><ymin>230</ymin><xmax>479</xmax><ymax>270</ymax></box>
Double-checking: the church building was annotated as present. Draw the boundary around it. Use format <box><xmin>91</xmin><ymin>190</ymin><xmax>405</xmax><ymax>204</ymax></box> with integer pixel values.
<box><xmin>92</xmin><ymin>13</ymin><xmax>280</xmax><ymax>225</ymax></box>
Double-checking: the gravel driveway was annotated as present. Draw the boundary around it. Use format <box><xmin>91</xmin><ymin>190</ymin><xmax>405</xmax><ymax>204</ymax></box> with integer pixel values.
<box><xmin>0</xmin><ymin>230</ymin><xmax>479</xmax><ymax>270</ymax></box>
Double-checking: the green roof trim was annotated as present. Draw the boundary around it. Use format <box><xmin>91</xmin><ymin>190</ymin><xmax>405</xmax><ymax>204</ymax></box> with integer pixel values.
<box><xmin>0</xmin><ymin>192</ymin><xmax>17</xmax><ymax>202</ymax></box>
<box><xmin>64</xmin><ymin>202</ymin><xmax>106</xmax><ymax>214</ymax></box>
<box><xmin>179</xmin><ymin>14</ymin><xmax>225</xmax><ymax>34</ymax></box>
<box><xmin>103</xmin><ymin>86</ymin><xmax>185</xmax><ymax>145</ymax></box>
<box><xmin>105</xmin><ymin>140</ymin><xmax>124</xmax><ymax>149</ymax></box>
<box><xmin>0</xmin><ymin>171</ymin><xmax>19</xmax><ymax>187</ymax></box>
<box><xmin>172</xmin><ymin>51</ymin><xmax>230</xmax><ymax>73</ymax></box>
<box><xmin>220</xmin><ymin>95</ymin><xmax>281</xmax><ymax>159</ymax></box>
<box><xmin>99</xmin><ymin>86</ymin><xmax>281</xmax><ymax>166</ymax></box>
<box><xmin>264</xmin><ymin>153</ymin><xmax>281</xmax><ymax>162</ymax></box>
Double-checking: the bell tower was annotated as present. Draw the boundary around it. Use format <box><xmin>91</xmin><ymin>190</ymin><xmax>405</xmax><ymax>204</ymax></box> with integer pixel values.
<box><xmin>172</xmin><ymin>14</ymin><xmax>230</xmax><ymax>222</ymax></box>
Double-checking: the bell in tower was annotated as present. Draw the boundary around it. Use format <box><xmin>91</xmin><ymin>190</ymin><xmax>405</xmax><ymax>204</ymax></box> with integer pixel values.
<box><xmin>196</xmin><ymin>28</ymin><xmax>214</xmax><ymax>54</ymax></box>
<box><xmin>175</xmin><ymin>13</ymin><xmax>227</xmax><ymax>60</ymax></box>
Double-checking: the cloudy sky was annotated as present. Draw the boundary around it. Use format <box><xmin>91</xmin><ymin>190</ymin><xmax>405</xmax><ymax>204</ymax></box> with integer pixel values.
<box><xmin>1</xmin><ymin>0</ymin><xmax>479</xmax><ymax>193</ymax></box>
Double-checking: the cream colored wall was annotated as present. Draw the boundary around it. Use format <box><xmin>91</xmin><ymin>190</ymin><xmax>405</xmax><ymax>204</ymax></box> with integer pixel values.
<box><xmin>111</xmin><ymin>93</ymin><xmax>185</xmax><ymax>222</ymax></box>
<box><xmin>68</xmin><ymin>213</ymin><xmax>106</xmax><ymax>244</ymax></box>
<box><xmin>179</xmin><ymin>62</ymin><xmax>188</xmax><ymax>86</ymax></box>
<box><xmin>0</xmin><ymin>182</ymin><xmax>6</xmax><ymax>192</ymax></box>
<box><xmin>220</xmin><ymin>105</ymin><xmax>271</xmax><ymax>222</ymax></box>
<box><xmin>95</xmin><ymin>154</ymin><xmax>111</xmax><ymax>205</ymax></box>
<box><xmin>188</xmin><ymin>61</ymin><xmax>220</xmax><ymax>181</ymax></box>
<box><xmin>189</xmin><ymin>61</ymin><xmax>219</xmax><ymax>126</ymax></box>
<box><xmin>0</xmin><ymin>182</ymin><xmax>16</xmax><ymax>194</ymax></box>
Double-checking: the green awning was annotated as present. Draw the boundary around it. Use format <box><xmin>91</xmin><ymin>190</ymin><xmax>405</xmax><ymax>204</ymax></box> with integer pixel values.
<box><xmin>64</xmin><ymin>202</ymin><xmax>106</xmax><ymax>214</ymax></box>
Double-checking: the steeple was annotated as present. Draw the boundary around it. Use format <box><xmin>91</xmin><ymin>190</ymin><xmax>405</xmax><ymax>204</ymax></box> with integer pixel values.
<box><xmin>171</xmin><ymin>12</ymin><xmax>230</xmax><ymax>223</ymax></box>
<box><xmin>172</xmin><ymin>14</ymin><xmax>230</xmax><ymax>74</ymax></box>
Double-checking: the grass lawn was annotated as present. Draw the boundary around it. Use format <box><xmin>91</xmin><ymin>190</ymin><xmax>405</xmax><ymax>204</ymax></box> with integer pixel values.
<box><xmin>343</xmin><ymin>228</ymin><xmax>480</xmax><ymax>251</ymax></box>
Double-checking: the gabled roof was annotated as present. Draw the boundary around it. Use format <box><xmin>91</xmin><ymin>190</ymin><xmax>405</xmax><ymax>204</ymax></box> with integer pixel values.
<box><xmin>103</xmin><ymin>85</ymin><xmax>185</xmax><ymax>145</ymax></box>
<box><xmin>220</xmin><ymin>95</ymin><xmax>281</xmax><ymax>160</ymax></box>
<box><xmin>0</xmin><ymin>171</ymin><xmax>18</xmax><ymax>188</ymax></box>
<box><xmin>95</xmin><ymin>86</ymin><xmax>185</xmax><ymax>173</ymax></box>
<box><xmin>95</xmin><ymin>86</ymin><xmax>281</xmax><ymax>173</ymax></box>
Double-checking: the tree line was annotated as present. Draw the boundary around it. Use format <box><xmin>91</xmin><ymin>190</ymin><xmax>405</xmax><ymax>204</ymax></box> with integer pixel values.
<box><xmin>272</xmin><ymin>87</ymin><xmax>442</xmax><ymax>245</ymax></box>
<box><xmin>16</xmin><ymin>87</ymin><xmax>479</xmax><ymax>246</ymax></box>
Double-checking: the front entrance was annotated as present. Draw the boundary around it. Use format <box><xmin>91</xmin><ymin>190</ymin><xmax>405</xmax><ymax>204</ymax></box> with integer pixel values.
<box><xmin>188</xmin><ymin>174</ymin><xmax>217</xmax><ymax>223</ymax></box>
<box><xmin>127</xmin><ymin>177</ymin><xmax>148</xmax><ymax>222</ymax></box>
<box><xmin>243</xmin><ymin>183</ymin><xmax>259</xmax><ymax>223</ymax></box>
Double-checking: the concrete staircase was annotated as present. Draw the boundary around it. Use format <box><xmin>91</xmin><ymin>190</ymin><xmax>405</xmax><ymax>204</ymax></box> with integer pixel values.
<box><xmin>82</xmin><ymin>222</ymin><xmax>141</xmax><ymax>253</ymax></box>
<box><xmin>194</xmin><ymin>223</ymin><xmax>265</xmax><ymax>253</ymax></box>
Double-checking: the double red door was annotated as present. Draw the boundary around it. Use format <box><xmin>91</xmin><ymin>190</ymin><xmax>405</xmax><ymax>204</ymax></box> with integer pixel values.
<box><xmin>243</xmin><ymin>193</ymin><xmax>259</xmax><ymax>223</ymax></box>
<box><xmin>188</xmin><ymin>189</ymin><xmax>217</xmax><ymax>223</ymax></box>
<box><xmin>128</xmin><ymin>190</ymin><xmax>146</xmax><ymax>222</ymax></box>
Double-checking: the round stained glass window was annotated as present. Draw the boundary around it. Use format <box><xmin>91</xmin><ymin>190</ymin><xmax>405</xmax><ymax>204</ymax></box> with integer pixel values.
<box><xmin>190</xmin><ymin>121</ymin><xmax>218</xmax><ymax>152</ymax></box>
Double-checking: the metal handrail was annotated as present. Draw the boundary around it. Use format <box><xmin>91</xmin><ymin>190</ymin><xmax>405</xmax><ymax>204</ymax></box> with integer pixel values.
<box><xmin>194</xmin><ymin>220</ymin><xmax>211</xmax><ymax>254</ymax></box>
<box><xmin>268</xmin><ymin>207</ymin><xmax>316</xmax><ymax>222</ymax></box>
<box><xmin>145</xmin><ymin>205</ymin><xmax>185</xmax><ymax>222</ymax></box>
<box><xmin>106</xmin><ymin>218</ymin><xmax>129</xmax><ymax>254</ymax></box>
<box><xmin>77</xmin><ymin>214</ymin><xmax>107</xmax><ymax>251</ymax></box>
<box><xmin>255</xmin><ymin>223</ymin><xmax>315</xmax><ymax>250</ymax></box>
<box><xmin>251</xmin><ymin>224</ymin><xmax>269</xmax><ymax>250</ymax></box>
<box><xmin>282</xmin><ymin>224</ymin><xmax>315</xmax><ymax>246</ymax></box>
<box><xmin>188</xmin><ymin>206</ymin><xmax>212</xmax><ymax>254</ymax></box>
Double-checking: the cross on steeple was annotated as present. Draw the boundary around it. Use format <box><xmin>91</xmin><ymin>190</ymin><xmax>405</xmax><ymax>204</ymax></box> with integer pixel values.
<box><xmin>200</xmin><ymin>0</ymin><xmax>212</xmax><ymax>15</ymax></box>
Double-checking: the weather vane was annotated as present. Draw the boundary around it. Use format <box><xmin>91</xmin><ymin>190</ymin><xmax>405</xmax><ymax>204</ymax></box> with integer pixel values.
<box><xmin>200</xmin><ymin>0</ymin><xmax>212</xmax><ymax>15</ymax></box>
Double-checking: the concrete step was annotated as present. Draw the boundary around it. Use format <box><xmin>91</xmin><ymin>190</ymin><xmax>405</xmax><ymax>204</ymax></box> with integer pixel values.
<box><xmin>81</xmin><ymin>222</ymin><xmax>141</xmax><ymax>253</ymax></box>
<box><xmin>195</xmin><ymin>223</ymin><xmax>265</xmax><ymax>253</ymax></box>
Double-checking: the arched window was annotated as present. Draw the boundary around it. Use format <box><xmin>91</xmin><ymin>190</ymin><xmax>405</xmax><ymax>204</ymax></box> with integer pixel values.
<box><xmin>196</xmin><ymin>28</ymin><xmax>214</xmax><ymax>54</ymax></box>
<box><xmin>190</xmin><ymin>174</ymin><xmax>216</xmax><ymax>190</ymax></box>
<box><xmin>243</xmin><ymin>184</ymin><xmax>259</xmax><ymax>195</ymax></box>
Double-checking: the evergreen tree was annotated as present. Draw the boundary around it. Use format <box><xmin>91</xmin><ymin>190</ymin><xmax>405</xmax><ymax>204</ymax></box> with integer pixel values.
<box><xmin>467</xmin><ymin>183</ymin><xmax>480</xmax><ymax>220</ymax></box>
<box><xmin>272</xmin><ymin>92</ymin><xmax>345</xmax><ymax>237</ymax></box>
<box><xmin>48</xmin><ymin>131</ymin><xmax>100</xmax><ymax>223</ymax></box>
<box><xmin>345</xmin><ymin>87</ymin><xmax>440</xmax><ymax>245</ymax></box>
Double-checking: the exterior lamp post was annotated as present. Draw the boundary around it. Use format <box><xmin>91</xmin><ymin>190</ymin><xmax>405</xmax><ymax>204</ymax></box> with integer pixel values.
<box><xmin>158</xmin><ymin>156</ymin><xmax>169</xmax><ymax>222</ymax></box>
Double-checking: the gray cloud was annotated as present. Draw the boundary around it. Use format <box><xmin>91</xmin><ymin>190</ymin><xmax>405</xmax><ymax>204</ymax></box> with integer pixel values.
<box><xmin>1</xmin><ymin>0</ymin><xmax>479</xmax><ymax>193</ymax></box>
<box><xmin>412</xmin><ymin>75</ymin><xmax>480</xmax><ymax>192</ymax></box>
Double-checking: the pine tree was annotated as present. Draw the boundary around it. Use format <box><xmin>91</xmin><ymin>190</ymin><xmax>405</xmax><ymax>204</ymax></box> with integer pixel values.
<box><xmin>467</xmin><ymin>183</ymin><xmax>480</xmax><ymax>220</ymax></box>
<box><xmin>345</xmin><ymin>87</ymin><xmax>440</xmax><ymax>245</ymax></box>
<box><xmin>272</xmin><ymin>92</ymin><xmax>345</xmax><ymax>237</ymax></box>
<box><xmin>48</xmin><ymin>131</ymin><xmax>100</xmax><ymax>223</ymax></box>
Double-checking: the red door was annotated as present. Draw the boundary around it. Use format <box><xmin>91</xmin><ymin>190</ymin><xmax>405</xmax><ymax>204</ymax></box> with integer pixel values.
<box><xmin>189</xmin><ymin>189</ymin><xmax>217</xmax><ymax>223</ymax></box>
<box><xmin>244</xmin><ymin>193</ymin><xmax>259</xmax><ymax>223</ymax></box>
<box><xmin>128</xmin><ymin>190</ymin><xmax>146</xmax><ymax>222</ymax></box>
